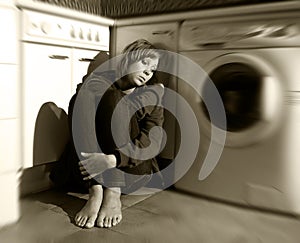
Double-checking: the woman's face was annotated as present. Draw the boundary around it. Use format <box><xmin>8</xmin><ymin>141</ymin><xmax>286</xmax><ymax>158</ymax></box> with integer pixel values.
<box><xmin>125</xmin><ymin>56</ymin><xmax>159</xmax><ymax>88</ymax></box>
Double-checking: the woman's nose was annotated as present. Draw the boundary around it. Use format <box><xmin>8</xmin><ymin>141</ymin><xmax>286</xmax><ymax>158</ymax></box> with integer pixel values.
<box><xmin>143</xmin><ymin>69</ymin><xmax>151</xmax><ymax>75</ymax></box>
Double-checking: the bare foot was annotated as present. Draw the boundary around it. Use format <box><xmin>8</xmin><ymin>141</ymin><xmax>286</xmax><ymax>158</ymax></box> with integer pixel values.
<box><xmin>75</xmin><ymin>185</ymin><xmax>103</xmax><ymax>228</ymax></box>
<box><xmin>97</xmin><ymin>187</ymin><xmax>122</xmax><ymax>228</ymax></box>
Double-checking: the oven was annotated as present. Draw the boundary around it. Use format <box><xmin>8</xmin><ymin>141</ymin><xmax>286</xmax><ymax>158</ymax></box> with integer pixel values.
<box><xmin>20</xmin><ymin>9</ymin><xmax>110</xmax><ymax>168</ymax></box>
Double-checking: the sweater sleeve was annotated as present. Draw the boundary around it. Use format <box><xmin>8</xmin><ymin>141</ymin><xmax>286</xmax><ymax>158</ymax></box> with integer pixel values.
<box><xmin>71</xmin><ymin>74</ymin><xmax>112</xmax><ymax>160</ymax></box>
<box><xmin>114</xmin><ymin>84</ymin><xmax>165</xmax><ymax>167</ymax></box>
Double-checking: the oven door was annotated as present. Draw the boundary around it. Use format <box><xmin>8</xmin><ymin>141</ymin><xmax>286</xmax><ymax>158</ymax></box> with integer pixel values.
<box><xmin>22</xmin><ymin>43</ymin><xmax>72</xmax><ymax>168</ymax></box>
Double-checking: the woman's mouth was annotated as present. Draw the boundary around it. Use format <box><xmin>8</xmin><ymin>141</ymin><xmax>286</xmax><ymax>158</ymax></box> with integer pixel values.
<box><xmin>136</xmin><ymin>76</ymin><xmax>145</xmax><ymax>85</ymax></box>
<box><xmin>138</xmin><ymin>76</ymin><xmax>145</xmax><ymax>82</ymax></box>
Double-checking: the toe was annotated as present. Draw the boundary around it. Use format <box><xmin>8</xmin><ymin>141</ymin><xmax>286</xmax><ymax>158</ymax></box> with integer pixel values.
<box><xmin>75</xmin><ymin>215</ymin><xmax>82</xmax><ymax>226</ymax></box>
<box><xmin>96</xmin><ymin>214</ymin><xmax>105</xmax><ymax>228</ymax></box>
<box><xmin>85</xmin><ymin>215</ymin><xmax>97</xmax><ymax>229</ymax></box>
<box><xmin>104</xmin><ymin>217</ymin><xmax>109</xmax><ymax>227</ymax></box>
<box><xmin>107</xmin><ymin>217</ymin><xmax>112</xmax><ymax>228</ymax></box>
<box><xmin>79</xmin><ymin>217</ymin><xmax>87</xmax><ymax>227</ymax></box>
<box><xmin>116</xmin><ymin>215</ymin><xmax>122</xmax><ymax>223</ymax></box>
<box><xmin>112</xmin><ymin>217</ymin><xmax>118</xmax><ymax>226</ymax></box>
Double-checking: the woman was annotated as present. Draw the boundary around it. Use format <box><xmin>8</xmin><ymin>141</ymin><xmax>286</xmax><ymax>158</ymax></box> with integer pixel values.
<box><xmin>50</xmin><ymin>39</ymin><xmax>165</xmax><ymax>229</ymax></box>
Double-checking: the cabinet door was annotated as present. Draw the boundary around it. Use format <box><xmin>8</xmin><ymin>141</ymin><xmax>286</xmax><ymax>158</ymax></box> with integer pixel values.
<box><xmin>22</xmin><ymin>43</ymin><xmax>72</xmax><ymax>168</ymax></box>
<box><xmin>71</xmin><ymin>48</ymin><xmax>102</xmax><ymax>94</ymax></box>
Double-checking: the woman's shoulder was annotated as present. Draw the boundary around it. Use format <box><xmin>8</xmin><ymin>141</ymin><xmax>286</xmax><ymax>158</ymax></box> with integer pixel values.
<box><xmin>81</xmin><ymin>71</ymin><xmax>117</xmax><ymax>93</ymax></box>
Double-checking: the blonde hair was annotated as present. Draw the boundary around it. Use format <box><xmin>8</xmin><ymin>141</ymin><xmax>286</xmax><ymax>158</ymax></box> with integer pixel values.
<box><xmin>118</xmin><ymin>39</ymin><xmax>161</xmax><ymax>77</ymax></box>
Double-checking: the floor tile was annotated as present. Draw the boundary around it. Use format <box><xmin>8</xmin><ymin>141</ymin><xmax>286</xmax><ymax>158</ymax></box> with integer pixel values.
<box><xmin>0</xmin><ymin>200</ymin><xmax>81</xmax><ymax>243</ymax></box>
<box><xmin>47</xmin><ymin>197</ymin><xmax>87</xmax><ymax>222</ymax></box>
<box><xmin>23</xmin><ymin>189</ymin><xmax>77</xmax><ymax>208</ymax></box>
<box><xmin>23</xmin><ymin>189</ymin><xmax>88</xmax><ymax>221</ymax></box>
<box><xmin>134</xmin><ymin>190</ymin><xmax>300</xmax><ymax>243</ymax></box>
<box><xmin>2</xmin><ymin>188</ymin><xmax>300</xmax><ymax>243</ymax></box>
<box><xmin>110</xmin><ymin>207</ymin><xmax>159</xmax><ymax>234</ymax></box>
<box><xmin>110</xmin><ymin>206</ymin><xmax>220</xmax><ymax>243</ymax></box>
<box><xmin>54</xmin><ymin>227</ymin><xmax>140</xmax><ymax>243</ymax></box>
<box><xmin>121</xmin><ymin>193</ymin><xmax>154</xmax><ymax>209</ymax></box>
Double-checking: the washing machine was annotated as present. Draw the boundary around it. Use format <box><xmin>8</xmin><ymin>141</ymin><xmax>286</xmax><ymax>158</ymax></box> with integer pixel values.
<box><xmin>174</xmin><ymin>12</ymin><xmax>300</xmax><ymax>215</ymax></box>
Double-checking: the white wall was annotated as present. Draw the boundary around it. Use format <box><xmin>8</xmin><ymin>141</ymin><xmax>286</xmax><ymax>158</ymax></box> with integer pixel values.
<box><xmin>0</xmin><ymin>2</ymin><xmax>21</xmax><ymax>228</ymax></box>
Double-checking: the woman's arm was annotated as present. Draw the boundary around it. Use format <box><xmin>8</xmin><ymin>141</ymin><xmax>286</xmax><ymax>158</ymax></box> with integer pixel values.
<box><xmin>76</xmin><ymin>79</ymin><xmax>165</xmax><ymax>178</ymax></box>
<box><xmin>114</xmin><ymin>84</ymin><xmax>165</xmax><ymax>168</ymax></box>
<box><xmin>71</xmin><ymin>74</ymin><xmax>112</xmax><ymax>159</ymax></box>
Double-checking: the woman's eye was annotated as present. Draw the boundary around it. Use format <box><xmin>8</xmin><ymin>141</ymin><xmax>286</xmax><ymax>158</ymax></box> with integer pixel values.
<box><xmin>141</xmin><ymin>59</ymin><xmax>148</xmax><ymax>65</ymax></box>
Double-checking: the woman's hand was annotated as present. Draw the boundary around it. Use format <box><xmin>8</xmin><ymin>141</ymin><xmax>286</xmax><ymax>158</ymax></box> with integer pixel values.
<box><xmin>79</xmin><ymin>152</ymin><xmax>117</xmax><ymax>180</ymax></box>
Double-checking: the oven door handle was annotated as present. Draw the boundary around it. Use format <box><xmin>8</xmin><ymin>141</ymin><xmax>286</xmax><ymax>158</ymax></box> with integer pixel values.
<box><xmin>48</xmin><ymin>55</ymin><xmax>69</xmax><ymax>60</ymax></box>
<box><xmin>78</xmin><ymin>58</ymin><xmax>95</xmax><ymax>62</ymax></box>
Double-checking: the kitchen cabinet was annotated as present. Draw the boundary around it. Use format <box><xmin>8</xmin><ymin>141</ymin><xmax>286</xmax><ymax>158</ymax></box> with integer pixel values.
<box><xmin>22</xmin><ymin>43</ymin><xmax>100</xmax><ymax>168</ymax></box>
<box><xmin>20</xmin><ymin>8</ymin><xmax>110</xmax><ymax>169</ymax></box>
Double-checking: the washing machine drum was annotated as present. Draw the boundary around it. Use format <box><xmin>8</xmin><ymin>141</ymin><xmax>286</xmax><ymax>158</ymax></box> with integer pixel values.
<box><xmin>203</xmin><ymin>63</ymin><xmax>262</xmax><ymax>132</ymax></box>
<box><xmin>200</xmin><ymin>54</ymin><xmax>283</xmax><ymax>147</ymax></box>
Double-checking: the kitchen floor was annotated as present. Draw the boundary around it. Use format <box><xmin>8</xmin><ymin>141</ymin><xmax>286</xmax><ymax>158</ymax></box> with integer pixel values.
<box><xmin>1</xmin><ymin>187</ymin><xmax>300</xmax><ymax>243</ymax></box>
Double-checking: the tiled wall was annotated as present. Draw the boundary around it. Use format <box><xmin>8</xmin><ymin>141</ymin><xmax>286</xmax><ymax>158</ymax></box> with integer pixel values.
<box><xmin>0</xmin><ymin>4</ymin><xmax>21</xmax><ymax>228</ymax></box>
<box><xmin>34</xmin><ymin>0</ymin><xmax>285</xmax><ymax>17</ymax></box>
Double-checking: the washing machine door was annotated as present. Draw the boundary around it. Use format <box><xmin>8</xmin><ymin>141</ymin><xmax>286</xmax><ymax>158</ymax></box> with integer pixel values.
<box><xmin>200</xmin><ymin>53</ymin><xmax>283</xmax><ymax>147</ymax></box>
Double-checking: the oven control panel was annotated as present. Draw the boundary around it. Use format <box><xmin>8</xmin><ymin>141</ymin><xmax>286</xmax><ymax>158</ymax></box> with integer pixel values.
<box><xmin>21</xmin><ymin>9</ymin><xmax>109</xmax><ymax>51</ymax></box>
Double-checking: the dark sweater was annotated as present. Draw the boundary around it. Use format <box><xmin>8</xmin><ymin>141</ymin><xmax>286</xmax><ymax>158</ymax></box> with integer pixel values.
<box><xmin>72</xmin><ymin>70</ymin><xmax>165</xmax><ymax>171</ymax></box>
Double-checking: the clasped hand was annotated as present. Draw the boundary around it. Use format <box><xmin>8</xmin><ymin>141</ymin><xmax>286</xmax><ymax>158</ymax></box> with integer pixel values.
<box><xmin>79</xmin><ymin>152</ymin><xmax>117</xmax><ymax>180</ymax></box>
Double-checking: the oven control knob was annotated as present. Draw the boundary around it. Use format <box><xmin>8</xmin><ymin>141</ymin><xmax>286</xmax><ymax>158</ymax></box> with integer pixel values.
<box><xmin>41</xmin><ymin>22</ymin><xmax>52</xmax><ymax>34</ymax></box>
<box><xmin>70</xmin><ymin>26</ymin><xmax>76</xmax><ymax>38</ymax></box>
<box><xmin>95</xmin><ymin>32</ymin><xmax>100</xmax><ymax>42</ymax></box>
<box><xmin>87</xmin><ymin>30</ymin><xmax>92</xmax><ymax>41</ymax></box>
<box><xmin>79</xmin><ymin>28</ymin><xmax>84</xmax><ymax>39</ymax></box>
